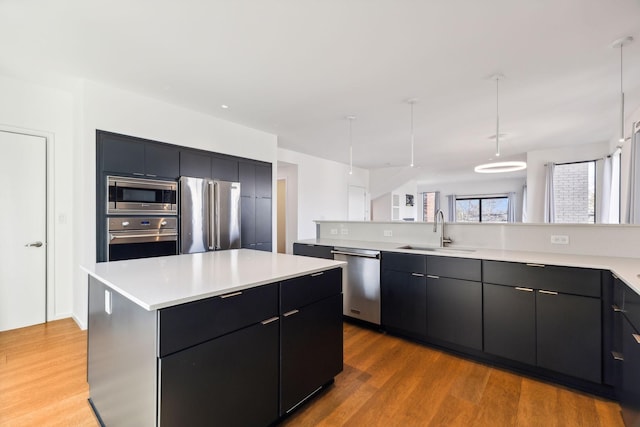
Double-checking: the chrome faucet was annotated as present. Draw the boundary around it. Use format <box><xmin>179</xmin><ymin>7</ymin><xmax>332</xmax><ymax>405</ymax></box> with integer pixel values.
<box><xmin>433</xmin><ymin>209</ymin><xmax>452</xmax><ymax>247</ymax></box>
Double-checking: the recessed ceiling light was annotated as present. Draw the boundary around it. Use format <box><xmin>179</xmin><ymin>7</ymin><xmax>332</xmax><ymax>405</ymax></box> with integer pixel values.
<box><xmin>221</xmin><ymin>104</ymin><xmax>229</xmax><ymax>109</ymax></box>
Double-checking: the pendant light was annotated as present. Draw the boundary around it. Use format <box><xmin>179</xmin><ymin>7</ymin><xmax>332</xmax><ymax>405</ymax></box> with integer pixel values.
<box><xmin>346</xmin><ymin>116</ymin><xmax>356</xmax><ymax>175</ymax></box>
<box><xmin>407</xmin><ymin>98</ymin><xmax>418</xmax><ymax>167</ymax></box>
<box><xmin>612</xmin><ymin>36</ymin><xmax>633</xmax><ymax>143</ymax></box>
<box><xmin>474</xmin><ymin>73</ymin><xmax>526</xmax><ymax>174</ymax></box>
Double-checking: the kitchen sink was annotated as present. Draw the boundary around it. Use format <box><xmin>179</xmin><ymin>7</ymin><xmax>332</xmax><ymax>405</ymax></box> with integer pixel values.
<box><xmin>396</xmin><ymin>245</ymin><xmax>475</xmax><ymax>253</ymax></box>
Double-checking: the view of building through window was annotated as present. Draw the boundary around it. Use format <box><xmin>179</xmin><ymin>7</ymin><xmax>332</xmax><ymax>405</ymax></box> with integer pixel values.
<box><xmin>456</xmin><ymin>196</ymin><xmax>509</xmax><ymax>222</ymax></box>
<box><xmin>422</xmin><ymin>192</ymin><xmax>438</xmax><ymax>222</ymax></box>
<box><xmin>553</xmin><ymin>161</ymin><xmax>595</xmax><ymax>224</ymax></box>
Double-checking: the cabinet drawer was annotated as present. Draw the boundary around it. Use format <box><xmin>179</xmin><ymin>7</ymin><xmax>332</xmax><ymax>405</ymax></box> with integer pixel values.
<box><xmin>624</xmin><ymin>283</ymin><xmax>640</xmax><ymax>332</ymax></box>
<box><xmin>281</xmin><ymin>268</ymin><xmax>342</xmax><ymax>313</ymax></box>
<box><xmin>381</xmin><ymin>252</ymin><xmax>426</xmax><ymax>274</ymax></box>
<box><xmin>427</xmin><ymin>255</ymin><xmax>481</xmax><ymax>281</ymax></box>
<box><xmin>159</xmin><ymin>283</ymin><xmax>278</xmax><ymax>357</ymax></box>
<box><xmin>483</xmin><ymin>260</ymin><xmax>601</xmax><ymax>298</ymax></box>
<box><xmin>293</xmin><ymin>243</ymin><xmax>334</xmax><ymax>260</ymax></box>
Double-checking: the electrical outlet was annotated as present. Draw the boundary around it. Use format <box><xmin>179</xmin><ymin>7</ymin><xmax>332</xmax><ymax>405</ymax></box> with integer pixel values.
<box><xmin>383</xmin><ymin>230</ymin><xmax>393</xmax><ymax>237</ymax></box>
<box><xmin>550</xmin><ymin>235</ymin><xmax>569</xmax><ymax>245</ymax></box>
<box><xmin>341</xmin><ymin>228</ymin><xmax>349</xmax><ymax>235</ymax></box>
<box><xmin>330</xmin><ymin>229</ymin><xmax>338</xmax><ymax>235</ymax></box>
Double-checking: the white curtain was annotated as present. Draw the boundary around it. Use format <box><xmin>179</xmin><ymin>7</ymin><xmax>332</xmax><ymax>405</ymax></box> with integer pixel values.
<box><xmin>543</xmin><ymin>163</ymin><xmax>555</xmax><ymax>223</ymax></box>
<box><xmin>507</xmin><ymin>192</ymin><xmax>516</xmax><ymax>222</ymax></box>
<box><xmin>600</xmin><ymin>152</ymin><xmax>621</xmax><ymax>223</ymax></box>
<box><xmin>521</xmin><ymin>185</ymin><xmax>528</xmax><ymax>223</ymax></box>
<box><xmin>447</xmin><ymin>195</ymin><xmax>456</xmax><ymax>222</ymax></box>
<box><xmin>627</xmin><ymin>129</ymin><xmax>640</xmax><ymax>224</ymax></box>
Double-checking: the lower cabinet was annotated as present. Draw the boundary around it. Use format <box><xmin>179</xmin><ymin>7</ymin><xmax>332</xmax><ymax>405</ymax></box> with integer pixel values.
<box><xmin>293</xmin><ymin>243</ymin><xmax>334</xmax><ymax>259</ymax></box>
<box><xmin>160</xmin><ymin>320</ymin><xmax>279</xmax><ymax>427</ymax></box>
<box><xmin>621</xmin><ymin>316</ymin><xmax>640</xmax><ymax>427</ymax></box>
<box><xmin>483</xmin><ymin>283</ymin><xmax>536</xmax><ymax>365</ymax></box>
<box><xmin>280</xmin><ymin>269</ymin><xmax>343</xmax><ymax>414</ymax></box>
<box><xmin>281</xmin><ymin>294</ymin><xmax>343</xmax><ymax>413</ymax></box>
<box><xmin>536</xmin><ymin>291</ymin><xmax>601</xmax><ymax>383</ymax></box>
<box><xmin>381</xmin><ymin>269</ymin><xmax>427</xmax><ymax>338</ymax></box>
<box><xmin>426</xmin><ymin>276</ymin><xmax>482</xmax><ymax>350</ymax></box>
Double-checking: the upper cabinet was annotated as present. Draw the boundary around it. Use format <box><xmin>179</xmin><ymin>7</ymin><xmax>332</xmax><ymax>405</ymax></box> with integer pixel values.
<box><xmin>239</xmin><ymin>161</ymin><xmax>272</xmax><ymax>198</ymax></box>
<box><xmin>98</xmin><ymin>131</ymin><xmax>179</xmax><ymax>179</ymax></box>
<box><xmin>179</xmin><ymin>149</ymin><xmax>240</xmax><ymax>182</ymax></box>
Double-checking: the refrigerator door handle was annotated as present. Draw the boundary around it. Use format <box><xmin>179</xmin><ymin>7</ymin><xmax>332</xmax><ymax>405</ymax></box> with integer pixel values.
<box><xmin>214</xmin><ymin>181</ymin><xmax>221</xmax><ymax>250</ymax></box>
<box><xmin>208</xmin><ymin>181</ymin><xmax>215</xmax><ymax>250</ymax></box>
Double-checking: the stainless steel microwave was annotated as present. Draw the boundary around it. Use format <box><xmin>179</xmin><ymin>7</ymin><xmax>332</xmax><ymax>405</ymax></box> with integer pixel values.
<box><xmin>107</xmin><ymin>176</ymin><xmax>177</xmax><ymax>215</ymax></box>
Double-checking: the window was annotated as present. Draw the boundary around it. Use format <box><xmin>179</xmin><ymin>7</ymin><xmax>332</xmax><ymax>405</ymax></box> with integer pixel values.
<box><xmin>553</xmin><ymin>161</ymin><xmax>595</xmax><ymax>224</ymax></box>
<box><xmin>422</xmin><ymin>191</ymin><xmax>439</xmax><ymax>222</ymax></box>
<box><xmin>455</xmin><ymin>196</ymin><xmax>509</xmax><ymax>223</ymax></box>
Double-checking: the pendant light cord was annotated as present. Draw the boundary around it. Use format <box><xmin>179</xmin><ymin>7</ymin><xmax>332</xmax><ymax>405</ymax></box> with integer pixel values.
<box><xmin>347</xmin><ymin>116</ymin><xmax>354</xmax><ymax>175</ymax></box>
<box><xmin>620</xmin><ymin>42</ymin><xmax>625</xmax><ymax>142</ymax></box>
<box><xmin>410</xmin><ymin>101</ymin><xmax>415</xmax><ymax>167</ymax></box>
<box><xmin>496</xmin><ymin>76</ymin><xmax>500</xmax><ymax>157</ymax></box>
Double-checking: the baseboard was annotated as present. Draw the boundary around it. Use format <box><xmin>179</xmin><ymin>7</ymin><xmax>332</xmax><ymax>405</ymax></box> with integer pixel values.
<box><xmin>71</xmin><ymin>314</ymin><xmax>87</xmax><ymax>330</ymax></box>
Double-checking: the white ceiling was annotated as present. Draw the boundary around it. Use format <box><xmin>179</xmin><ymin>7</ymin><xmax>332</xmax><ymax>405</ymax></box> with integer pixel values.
<box><xmin>1</xmin><ymin>0</ymin><xmax>640</xmax><ymax>183</ymax></box>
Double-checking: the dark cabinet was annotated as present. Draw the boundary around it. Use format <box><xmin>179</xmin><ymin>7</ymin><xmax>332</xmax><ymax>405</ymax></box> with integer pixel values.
<box><xmin>483</xmin><ymin>283</ymin><xmax>536</xmax><ymax>365</ymax></box>
<box><xmin>425</xmin><ymin>256</ymin><xmax>483</xmax><ymax>351</ymax></box>
<box><xmin>293</xmin><ymin>243</ymin><xmax>334</xmax><ymax>259</ymax></box>
<box><xmin>380</xmin><ymin>252</ymin><xmax>427</xmax><ymax>339</ymax></box>
<box><xmin>536</xmin><ymin>291</ymin><xmax>601</xmax><ymax>383</ymax></box>
<box><xmin>482</xmin><ymin>260</ymin><xmax>602</xmax><ymax>383</ymax></box>
<box><xmin>180</xmin><ymin>149</ymin><xmax>211</xmax><ymax>178</ymax></box>
<box><xmin>426</xmin><ymin>276</ymin><xmax>482</xmax><ymax>350</ymax></box>
<box><xmin>239</xmin><ymin>161</ymin><xmax>272</xmax><ymax>252</ymax></box>
<box><xmin>280</xmin><ymin>269</ymin><xmax>343</xmax><ymax>415</ymax></box>
<box><xmin>381</xmin><ymin>269</ymin><xmax>427</xmax><ymax>338</ymax></box>
<box><xmin>212</xmin><ymin>155</ymin><xmax>239</xmax><ymax>182</ymax></box>
<box><xmin>160</xmin><ymin>320</ymin><xmax>279</xmax><ymax>427</ymax></box>
<box><xmin>98</xmin><ymin>131</ymin><xmax>179</xmax><ymax>179</ymax></box>
<box><xmin>621</xmin><ymin>315</ymin><xmax>640</xmax><ymax>427</ymax></box>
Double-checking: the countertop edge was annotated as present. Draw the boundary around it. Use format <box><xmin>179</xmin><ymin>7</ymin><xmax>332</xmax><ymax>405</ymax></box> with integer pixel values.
<box><xmin>296</xmin><ymin>238</ymin><xmax>640</xmax><ymax>294</ymax></box>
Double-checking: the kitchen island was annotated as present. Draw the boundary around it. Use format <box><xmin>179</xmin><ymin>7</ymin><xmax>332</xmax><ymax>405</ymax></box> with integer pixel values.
<box><xmin>83</xmin><ymin>249</ymin><xmax>345</xmax><ymax>427</ymax></box>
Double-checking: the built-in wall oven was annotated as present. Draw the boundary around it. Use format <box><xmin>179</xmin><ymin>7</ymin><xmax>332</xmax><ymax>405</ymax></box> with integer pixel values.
<box><xmin>107</xmin><ymin>217</ymin><xmax>178</xmax><ymax>262</ymax></box>
<box><xmin>107</xmin><ymin>176</ymin><xmax>177</xmax><ymax>215</ymax></box>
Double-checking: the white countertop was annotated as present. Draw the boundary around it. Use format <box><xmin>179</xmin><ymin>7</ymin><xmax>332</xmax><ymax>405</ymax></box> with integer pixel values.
<box><xmin>82</xmin><ymin>249</ymin><xmax>345</xmax><ymax>311</ymax></box>
<box><xmin>297</xmin><ymin>238</ymin><xmax>640</xmax><ymax>295</ymax></box>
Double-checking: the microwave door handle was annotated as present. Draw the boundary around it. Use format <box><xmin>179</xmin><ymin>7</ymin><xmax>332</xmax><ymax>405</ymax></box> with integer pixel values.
<box><xmin>215</xmin><ymin>181</ymin><xmax>221</xmax><ymax>250</ymax></box>
<box><xmin>208</xmin><ymin>181</ymin><xmax>215</xmax><ymax>250</ymax></box>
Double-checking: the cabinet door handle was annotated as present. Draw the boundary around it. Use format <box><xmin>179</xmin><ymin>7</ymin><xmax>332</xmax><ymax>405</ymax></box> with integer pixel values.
<box><xmin>145</xmin><ymin>174</ymin><xmax>157</xmax><ymax>177</ymax></box>
<box><xmin>526</xmin><ymin>263</ymin><xmax>545</xmax><ymax>268</ymax></box>
<box><xmin>412</xmin><ymin>273</ymin><xmax>426</xmax><ymax>277</ymax></box>
<box><xmin>515</xmin><ymin>287</ymin><xmax>534</xmax><ymax>292</ymax></box>
<box><xmin>426</xmin><ymin>274</ymin><xmax>438</xmax><ymax>279</ymax></box>
<box><xmin>538</xmin><ymin>290</ymin><xmax>558</xmax><ymax>295</ymax></box>
<box><xmin>611</xmin><ymin>351</ymin><xmax>624</xmax><ymax>361</ymax></box>
<box><xmin>311</xmin><ymin>272</ymin><xmax>324</xmax><ymax>277</ymax></box>
<box><xmin>132</xmin><ymin>172</ymin><xmax>145</xmax><ymax>176</ymax></box>
<box><xmin>220</xmin><ymin>291</ymin><xmax>243</xmax><ymax>299</ymax></box>
<box><xmin>612</xmin><ymin>304</ymin><xmax>624</xmax><ymax>313</ymax></box>
<box><xmin>261</xmin><ymin>316</ymin><xmax>279</xmax><ymax>325</ymax></box>
<box><xmin>283</xmin><ymin>309</ymin><xmax>299</xmax><ymax>317</ymax></box>
<box><xmin>634</xmin><ymin>334</ymin><xmax>640</xmax><ymax>345</ymax></box>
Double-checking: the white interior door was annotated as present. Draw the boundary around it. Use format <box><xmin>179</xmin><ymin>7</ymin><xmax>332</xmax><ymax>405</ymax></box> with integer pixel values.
<box><xmin>348</xmin><ymin>185</ymin><xmax>368</xmax><ymax>221</ymax></box>
<box><xmin>0</xmin><ymin>131</ymin><xmax>47</xmax><ymax>331</ymax></box>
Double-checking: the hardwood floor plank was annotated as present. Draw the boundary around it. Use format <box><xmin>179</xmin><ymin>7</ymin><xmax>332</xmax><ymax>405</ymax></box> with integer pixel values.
<box><xmin>0</xmin><ymin>319</ymin><xmax>623</xmax><ymax>427</ymax></box>
<box><xmin>472</xmin><ymin>368</ymin><xmax>522</xmax><ymax>427</ymax></box>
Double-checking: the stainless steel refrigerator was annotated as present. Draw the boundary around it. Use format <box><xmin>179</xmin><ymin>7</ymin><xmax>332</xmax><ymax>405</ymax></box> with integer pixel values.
<box><xmin>179</xmin><ymin>176</ymin><xmax>241</xmax><ymax>254</ymax></box>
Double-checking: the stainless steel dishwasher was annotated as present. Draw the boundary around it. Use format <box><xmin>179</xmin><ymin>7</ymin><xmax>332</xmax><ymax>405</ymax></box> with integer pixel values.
<box><xmin>331</xmin><ymin>247</ymin><xmax>381</xmax><ymax>325</ymax></box>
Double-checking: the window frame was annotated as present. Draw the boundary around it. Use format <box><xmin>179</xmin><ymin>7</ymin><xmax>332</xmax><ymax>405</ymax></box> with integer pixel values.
<box><xmin>454</xmin><ymin>194</ymin><xmax>510</xmax><ymax>223</ymax></box>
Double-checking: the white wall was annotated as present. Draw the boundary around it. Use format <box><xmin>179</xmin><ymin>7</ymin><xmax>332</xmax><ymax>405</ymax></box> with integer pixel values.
<box><xmin>419</xmin><ymin>177</ymin><xmax>526</xmax><ymax>222</ymax></box>
<box><xmin>0</xmin><ymin>74</ymin><xmax>75</xmax><ymax>323</ymax></box>
<box><xmin>619</xmin><ymin>105</ymin><xmax>640</xmax><ymax>222</ymax></box>
<box><xmin>73</xmin><ymin>80</ymin><xmax>279</xmax><ymax>328</ymax></box>
<box><xmin>277</xmin><ymin>161</ymin><xmax>299</xmax><ymax>254</ymax></box>
<box><xmin>372</xmin><ymin>193</ymin><xmax>392</xmax><ymax>221</ymax></box>
<box><xmin>276</xmin><ymin>148</ymin><xmax>369</xmax><ymax>241</ymax></box>
<box><xmin>526</xmin><ymin>141</ymin><xmax>609</xmax><ymax>222</ymax></box>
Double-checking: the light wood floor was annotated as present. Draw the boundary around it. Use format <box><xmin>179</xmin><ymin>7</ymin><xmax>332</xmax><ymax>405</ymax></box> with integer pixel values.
<box><xmin>0</xmin><ymin>319</ymin><xmax>624</xmax><ymax>427</ymax></box>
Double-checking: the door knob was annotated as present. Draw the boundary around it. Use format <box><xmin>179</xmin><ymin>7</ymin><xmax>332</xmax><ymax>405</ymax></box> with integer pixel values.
<box><xmin>25</xmin><ymin>241</ymin><xmax>43</xmax><ymax>248</ymax></box>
